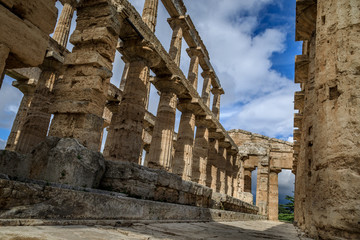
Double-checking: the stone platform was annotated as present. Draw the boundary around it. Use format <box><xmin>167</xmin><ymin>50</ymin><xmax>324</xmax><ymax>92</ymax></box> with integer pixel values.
<box><xmin>0</xmin><ymin>177</ymin><xmax>265</xmax><ymax>224</ymax></box>
<box><xmin>0</xmin><ymin>221</ymin><xmax>313</xmax><ymax>240</ymax></box>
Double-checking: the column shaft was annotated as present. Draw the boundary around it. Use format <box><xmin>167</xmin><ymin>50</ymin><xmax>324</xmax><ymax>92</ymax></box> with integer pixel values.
<box><xmin>6</xmin><ymin>85</ymin><xmax>35</xmax><ymax>150</ymax></box>
<box><xmin>142</xmin><ymin>0</ymin><xmax>159</xmax><ymax>32</ymax></box>
<box><xmin>268</xmin><ymin>170</ymin><xmax>280</xmax><ymax>221</ymax></box>
<box><xmin>169</xmin><ymin>24</ymin><xmax>183</xmax><ymax>66</ymax></box>
<box><xmin>52</xmin><ymin>3</ymin><xmax>75</xmax><ymax>48</ymax></box>
<box><xmin>226</xmin><ymin>153</ymin><xmax>233</xmax><ymax>196</ymax></box>
<box><xmin>192</xmin><ymin>126</ymin><xmax>209</xmax><ymax>185</ymax></box>
<box><xmin>201</xmin><ymin>72</ymin><xmax>212</xmax><ymax>107</ymax></box>
<box><xmin>212</xmin><ymin>93</ymin><xmax>221</xmax><ymax>120</ymax></box>
<box><xmin>103</xmin><ymin>59</ymin><xmax>149</xmax><ymax>162</ymax></box>
<box><xmin>256</xmin><ymin>157</ymin><xmax>270</xmax><ymax>216</ymax></box>
<box><xmin>16</xmin><ymin>70</ymin><xmax>57</xmax><ymax>153</ymax></box>
<box><xmin>218</xmin><ymin>147</ymin><xmax>227</xmax><ymax>194</ymax></box>
<box><xmin>147</xmin><ymin>90</ymin><xmax>177</xmax><ymax>171</ymax></box>
<box><xmin>207</xmin><ymin>138</ymin><xmax>219</xmax><ymax>190</ymax></box>
<box><xmin>173</xmin><ymin>110</ymin><xmax>195</xmax><ymax>180</ymax></box>
<box><xmin>49</xmin><ymin>2</ymin><xmax>119</xmax><ymax>151</ymax></box>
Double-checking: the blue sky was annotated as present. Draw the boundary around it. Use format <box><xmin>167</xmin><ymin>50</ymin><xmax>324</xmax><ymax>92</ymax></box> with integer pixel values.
<box><xmin>0</xmin><ymin>0</ymin><xmax>298</xmax><ymax>204</ymax></box>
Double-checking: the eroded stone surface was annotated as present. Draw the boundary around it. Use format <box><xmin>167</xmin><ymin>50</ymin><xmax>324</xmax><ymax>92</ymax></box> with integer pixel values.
<box><xmin>0</xmin><ymin>221</ymin><xmax>312</xmax><ymax>240</ymax></box>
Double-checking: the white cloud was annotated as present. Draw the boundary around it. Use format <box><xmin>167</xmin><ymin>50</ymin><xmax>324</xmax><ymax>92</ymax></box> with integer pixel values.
<box><xmin>0</xmin><ymin>138</ymin><xmax>6</xmax><ymax>150</ymax></box>
<box><xmin>0</xmin><ymin>77</ymin><xmax>23</xmax><ymax>129</ymax></box>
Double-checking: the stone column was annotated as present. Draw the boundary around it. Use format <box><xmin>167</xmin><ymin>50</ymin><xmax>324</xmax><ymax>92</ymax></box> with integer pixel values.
<box><xmin>142</xmin><ymin>0</ymin><xmax>159</xmax><ymax>33</ymax></box>
<box><xmin>49</xmin><ymin>1</ymin><xmax>120</xmax><ymax>151</ymax></box>
<box><xmin>226</xmin><ymin>150</ymin><xmax>234</xmax><ymax>196</ymax></box>
<box><xmin>148</xmin><ymin>18</ymin><xmax>183</xmax><ymax>170</ymax></box>
<box><xmin>52</xmin><ymin>2</ymin><xmax>75</xmax><ymax>48</ymax></box>
<box><xmin>148</xmin><ymin>81</ymin><xmax>179</xmax><ymax>171</ymax></box>
<box><xmin>211</xmin><ymin>87</ymin><xmax>224</xmax><ymax>120</ymax></box>
<box><xmin>192</xmin><ymin>125</ymin><xmax>209</xmax><ymax>185</ymax></box>
<box><xmin>207</xmin><ymin>137</ymin><xmax>219</xmax><ymax>190</ymax></box>
<box><xmin>244</xmin><ymin>168</ymin><xmax>253</xmax><ymax>193</ymax></box>
<box><xmin>232</xmin><ymin>154</ymin><xmax>241</xmax><ymax>198</ymax></box>
<box><xmin>172</xmin><ymin>101</ymin><xmax>196</xmax><ymax>180</ymax></box>
<box><xmin>256</xmin><ymin>156</ymin><xmax>270</xmax><ymax>216</ymax></box>
<box><xmin>15</xmin><ymin>62</ymin><xmax>60</xmax><ymax>154</ymax></box>
<box><xmin>5</xmin><ymin>80</ymin><xmax>36</xmax><ymax>151</ymax></box>
<box><xmin>103</xmin><ymin>47</ymin><xmax>153</xmax><ymax>162</ymax></box>
<box><xmin>172</xmin><ymin>48</ymin><xmax>201</xmax><ymax>180</ymax></box>
<box><xmin>218</xmin><ymin>147</ymin><xmax>227</xmax><ymax>194</ymax></box>
<box><xmin>201</xmin><ymin>71</ymin><xmax>213</xmax><ymax>107</ymax></box>
<box><xmin>0</xmin><ymin>44</ymin><xmax>10</xmax><ymax>89</ymax></box>
<box><xmin>268</xmin><ymin>168</ymin><xmax>281</xmax><ymax>221</ymax></box>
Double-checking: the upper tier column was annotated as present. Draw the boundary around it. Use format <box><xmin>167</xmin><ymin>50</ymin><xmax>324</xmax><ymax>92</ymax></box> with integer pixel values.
<box><xmin>211</xmin><ymin>87</ymin><xmax>224</xmax><ymax>120</ymax></box>
<box><xmin>52</xmin><ymin>2</ymin><xmax>75</xmax><ymax>48</ymax></box>
<box><xmin>148</xmin><ymin>17</ymin><xmax>185</xmax><ymax>171</ymax></box>
<box><xmin>48</xmin><ymin>1</ymin><xmax>121</xmax><ymax>151</ymax></box>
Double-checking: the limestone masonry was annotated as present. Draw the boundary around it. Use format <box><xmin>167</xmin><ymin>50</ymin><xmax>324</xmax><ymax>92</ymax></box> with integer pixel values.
<box><xmin>0</xmin><ymin>0</ymin><xmax>359</xmax><ymax>239</ymax></box>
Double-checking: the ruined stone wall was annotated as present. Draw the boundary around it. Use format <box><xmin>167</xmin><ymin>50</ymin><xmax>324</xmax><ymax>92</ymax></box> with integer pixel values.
<box><xmin>293</xmin><ymin>0</ymin><xmax>360</xmax><ymax>239</ymax></box>
<box><xmin>228</xmin><ymin>129</ymin><xmax>293</xmax><ymax>221</ymax></box>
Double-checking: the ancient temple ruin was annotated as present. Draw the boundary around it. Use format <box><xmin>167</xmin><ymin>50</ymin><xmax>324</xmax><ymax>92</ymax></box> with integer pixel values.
<box><xmin>0</xmin><ymin>0</ymin><xmax>359</xmax><ymax>239</ymax></box>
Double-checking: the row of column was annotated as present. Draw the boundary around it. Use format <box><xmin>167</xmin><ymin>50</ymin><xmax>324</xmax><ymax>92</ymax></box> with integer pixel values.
<box><xmin>4</xmin><ymin>0</ymin><xmax>241</xmax><ymax>198</ymax></box>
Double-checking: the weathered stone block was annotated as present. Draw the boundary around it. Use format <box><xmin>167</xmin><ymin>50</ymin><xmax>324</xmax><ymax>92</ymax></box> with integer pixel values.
<box><xmin>29</xmin><ymin>137</ymin><xmax>105</xmax><ymax>188</ymax></box>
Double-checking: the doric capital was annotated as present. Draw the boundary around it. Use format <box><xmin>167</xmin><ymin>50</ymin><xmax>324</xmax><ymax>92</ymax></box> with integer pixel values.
<box><xmin>211</xmin><ymin>87</ymin><xmax>224</xmax><ymax>95</ymax></box>
<box><xmin>186</xmin><ymin>47</ymin><xmax>203</xmax><ymax>58</ymax></box>
<box><xmin>167</xmin><ymin>16</ymin><xmax>188</xmax><ymax>30</ymax></box>
<box><xmin>201</xmin><ymin>70</ymin><xmax>215</xmax><ymax>79</ymax></box>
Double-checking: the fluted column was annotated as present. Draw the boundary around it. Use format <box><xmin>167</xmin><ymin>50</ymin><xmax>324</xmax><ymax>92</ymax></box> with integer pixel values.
<box><xmin>49</xmin><ymin>1</ymin><xmax>120</xmax><ymax>151</ymax></box>
<box><xmin>142</xmin><ymin>0</ymin><xmax>159</xmax><ymax>32</ymax></box>
<box><xmin>148</xmin><ymin>81</ymin><xmax>178</xmax><ymax>170</ymax></box>
<box><xmin>52</xmin><ymin>2</ymin><xmax>75</xmax><ymax>48</ymax></box>
<box><xmin>103</xmin><ymin>51</ymin><xmax>152</xmax><ymax>162</ymax></box>
<box><xmin>268</xmin><ymin>168</ymin><xmax>281</xmax><ymax>221</ymax></box>
<box><xmin>0</xmin><ymin>44</ymin><xmax>10</xmax><ymax>89</ymax></box>
<box><xmin>148</xmin><ymin>18</ymin><xmax>184</xmax><ymax>171</ymax></box>
<box><xmin>232</xmin><ymin>154</ymin><xmax>241</xmax><ymax>198</ymax></box>
<box><xmin>5</xmin><ymin>80</ymin><xmax>36</xmax><ymax>150</ymax></box>
<box><xmin>192</xmin><ymin>124</ymin><xmax>209</xmax><ymax>185</ymax></box>
<box><xmin>16</xmin><ymin>64</ymin><xmax>60</xmax><ymax>153</ymax></box>
<box><xmin>119</xmin><ymin>58</ymin><xmax>130</xmax><ymax>91</ymax></box>
<box><xmin>218</xmin><ymin>147</ymin><xmax>227</xmax><ymax>194</ymax></box>
<box><xmin>211</xmin><ymin>87</ymin><xmax>224</xmax><ymax>120</ymax></box>
<box><xmin>256</xmin><ymin>156</ymin><xmax>270</xmax><ymax>216</ymax></box>
<box><xmin>172</xmin><ymin>48</ymin><xmax>201</xmax><ymax>180</ymax></box>
<box><xmin>226</xmin><ymin>150</ymin><xmax>234</xmax><ymax>196</ymax></box>
<box><xmin>201</xmin><ymin>71</ymin><xmax>213</xmax><ymax>108</ymax></box>
<box><xmin>207</xmin><ymin>137</ymin><xmax>219</xmax><ymax>190</ymax></box>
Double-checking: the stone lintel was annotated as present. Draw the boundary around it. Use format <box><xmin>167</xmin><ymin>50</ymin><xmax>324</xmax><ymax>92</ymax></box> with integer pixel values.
<box><xmin>295</xmin><ymin>55</ymin><xmax>309</xmax><ymax>84</ymax></box>
<box><xmin>107</xmin><ymin>83</ymin><xmax>123</xmax><ymax>102</ymax></box>
<box><xmin>295</xmin><ymin>0</ymin><xmax>317</xmax><ymax>41</ymax></box>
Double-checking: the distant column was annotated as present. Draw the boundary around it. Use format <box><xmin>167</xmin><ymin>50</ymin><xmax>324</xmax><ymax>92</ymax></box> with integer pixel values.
<box><xmin>244</xmin><ymin>168</ymin><xmax>253</xmax><ymax>193</ymax></box>
<box><xmin>226</xmin><ymin>150</ymin><xmax>234</xmax><ymax>196</ymax></box>
<box><xmin>256</xmin><ymin>156</ymin><xmax>270</xmax><ymax>216</ymax></box>
<box><xmin>268</xmin><ymin>168</ymin><xmax>281</xmax><ymax>221</ymax></box>
<box><xmin>52</xmin><ymin>2</ymin><xmax>75</xmax><ymax>48</ymax></box>
<box><xmin>218</xmin><ymin>147</ymin><xmax>227</xmax><ymax>194</ymax></box>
